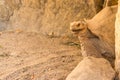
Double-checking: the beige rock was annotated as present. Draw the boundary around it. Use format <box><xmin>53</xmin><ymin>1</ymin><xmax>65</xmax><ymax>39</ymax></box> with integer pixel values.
<box><xmin>0</xmin><ymin>5</ymin><xmax>10</xmax><ymax>21</ymax></box>
<box><xmin>3</xmin><ymin>0</ymin><xmax>104</xmax><ymax>35</ymax></box>
<box><xmin>0</xmin><ymin>22</ymin><xmax>7</xmax><ymax>31</ymax></box>
<box><xmin>5</xmin><ymin>0</ymin><xmax>21</xmax><ymax>10</ymax></box>
<box><xmin>0</xmin><ymin>0</ymin><xmax>118</xmax><ymax>35</ymax></box>
<box><xmin>66</xmin><ymin>57</ymin><xmax>115</xmax><ymax>80</ymax></box>
<box><xmin>103</xmin><ymin>0</ymin><xmax>118</xmax><ymax>7</ymax></box>
<box><xmin>115</xmin><ymin>0</ymin><xmax>120</xmax><ymax>78</ymax></box>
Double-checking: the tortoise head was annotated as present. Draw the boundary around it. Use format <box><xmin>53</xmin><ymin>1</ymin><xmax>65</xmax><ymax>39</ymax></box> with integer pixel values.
<box><xmin>70</xmin><ymin>20</ymin><xmax>88</xmax><ymax>36</ymax></box>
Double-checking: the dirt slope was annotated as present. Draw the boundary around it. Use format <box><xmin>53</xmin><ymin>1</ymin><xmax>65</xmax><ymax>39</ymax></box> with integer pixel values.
<box><xmin>0</xmin><ymin>31</ymin><xmax>82</xmax><ymax>80</ymax></box>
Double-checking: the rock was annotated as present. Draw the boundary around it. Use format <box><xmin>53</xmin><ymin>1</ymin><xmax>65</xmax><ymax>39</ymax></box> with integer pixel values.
<box><xmin>0</xmin><ymin>0</ymin><xmax>118</xmax><ymax>35</ymax></box>
<box><xmin>0</xmin><ymin>22</ymin><xmax>7</xmax><ymax>31</ymax></box>
<box><xmin>115</xmin><ymin>0</ymin><xmax>120</xmax><ymax>78</ymax></box>
<box><xmin>0</xmin><ymin>1</ymin><xmax>13</xmax><ymax>30</ymax></box>
<box><xmin>3</xmin><ymin>0</ymin><xmax>104</xmax><ymax>35</ymax></box>
<box><xmin>108</xmin><ymin>0</ymin><xmax>118</xmax><ymax>6</ymax></box>
<box><xmin>0</xmin><ymin>5</ymin><xmax>9</xmax><ymax>21</ymax></box>
<box><xmin>5</xmin><ymin>0</ymin><xmax>21</xmax><ymax>10</ymax></box>
<box><xmin>103</xmin><ymin>0</ymin><xmax>118</xmax><ymax>7</ymax></box>
<box><xmin>66</xmin><ymin>57</ymin><xmax>115</xmax><ymax>80</ymax></box>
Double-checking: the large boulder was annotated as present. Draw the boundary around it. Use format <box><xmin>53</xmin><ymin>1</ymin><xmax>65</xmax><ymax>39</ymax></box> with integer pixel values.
<box><xmin>66</xmin><ymin>57</ymin><xmax>115</xmax><ymax>80</ymax></box>
<box><xmin>3</xmin><ymin>0</ymin><xmax>104</xmax><ymax>34</ymax></box>
<box><xmin>115</xmin><ymin>0</ymin><xmax>120</xmax><ymax>78</ymax></box>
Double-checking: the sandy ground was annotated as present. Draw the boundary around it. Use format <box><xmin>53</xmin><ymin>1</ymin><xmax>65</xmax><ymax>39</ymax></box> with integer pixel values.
<box><xmin>0</xmin><ymin>31</ymin><xmax>82</xmax><ymax>80</ymax></box>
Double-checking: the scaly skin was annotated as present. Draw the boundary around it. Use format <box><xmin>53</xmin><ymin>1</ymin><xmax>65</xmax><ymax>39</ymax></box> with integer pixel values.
<box><xmin>70</xmin><ymin>21</ymin><xmax>115</xmax><ymax>66</ymax></box>
<box><xmin>70</xmin><ymin>21</ymin><xmax>102</xmax><ymax>58</ymax></box>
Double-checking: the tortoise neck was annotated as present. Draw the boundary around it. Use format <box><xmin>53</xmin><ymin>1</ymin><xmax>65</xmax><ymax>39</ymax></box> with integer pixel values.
<box><xmin>78</xmin><ymin>29</ymin><xmax>99</xmax><ymax>40</ymax></box>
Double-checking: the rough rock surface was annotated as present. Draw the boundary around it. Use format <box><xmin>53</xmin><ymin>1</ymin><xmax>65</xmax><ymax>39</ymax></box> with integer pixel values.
<box><xmin>66</xmin><ymin>57</ymin><xmax>115</xmax><ymax>80</ymax></box>
<box><xmin>0</xmin><ymin>0</ymin><xmax>118</xmax><ymax>34</ymax></box>
<box><xmin>0</xmin><ymin>22</ymin><xmax>7</xmax><ymax>31</ymax></box>
<box><xmin>115</xmin><ymin>0</ymin><xmax>120</xmax><ymax>78</ymax></box>
<box><xmin>103</xmin><ymin>0</ymin><xmax>118</xmax><ymax>7</ymax></box>
<box><xmin>2</xmin><ymin>0</ymin><xmax>104</xmax><ymax>35</ymax></box>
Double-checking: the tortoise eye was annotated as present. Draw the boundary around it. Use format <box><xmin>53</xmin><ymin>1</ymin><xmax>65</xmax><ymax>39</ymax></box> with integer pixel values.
<box><xmin>77</xmin><ymin>23</ymin><xmax>80</xmax><ymax>26</ymax></box>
